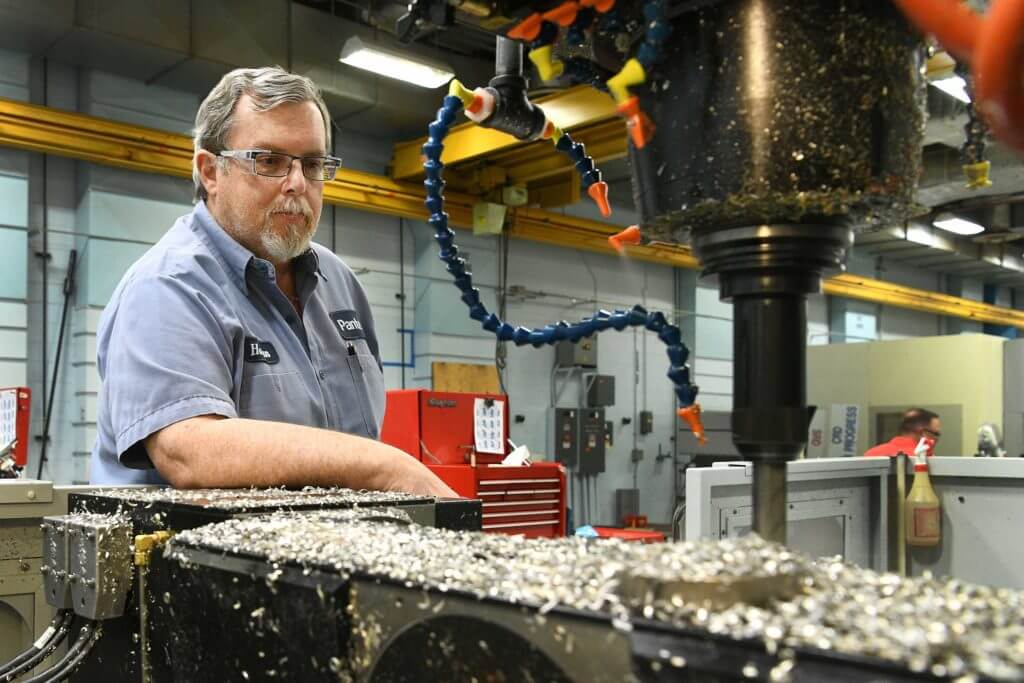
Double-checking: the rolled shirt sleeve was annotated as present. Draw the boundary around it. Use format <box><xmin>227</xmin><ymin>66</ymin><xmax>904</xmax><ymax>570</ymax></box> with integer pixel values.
<box><xmin>98</xmin><ymin>273</ymin><xmax>238</xmax><ymax>469</ymax></box>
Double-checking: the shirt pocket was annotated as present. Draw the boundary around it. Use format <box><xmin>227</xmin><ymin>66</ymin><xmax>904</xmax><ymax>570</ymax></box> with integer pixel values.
<box><xmin>238</xmin><ymin>371</ymin><xmax>319</xmax><ymax>425</ymax></box>
<box><xmin>344</xmin><ymin>340</ymin><xmax>386</xmax><ymax>438</ymax></box>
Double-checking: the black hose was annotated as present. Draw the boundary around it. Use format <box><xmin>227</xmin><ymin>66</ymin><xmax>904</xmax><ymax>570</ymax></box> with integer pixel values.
<box><xmin>36</xmin><ymin>249</ymin><xmax>77</xmax><ymax>480</ymax></box>
<box><xmin>0</xmin><ymin>611</ymin><xmax>72</xmax><ymax>681</ymax></box>
<box><xmin>19</xmin><ymin>622</ymin><xmax>101</xmax><ymax>683</ymax></box>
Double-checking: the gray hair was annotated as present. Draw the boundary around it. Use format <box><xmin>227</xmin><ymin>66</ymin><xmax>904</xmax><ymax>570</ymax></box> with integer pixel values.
<box><xmin>192</xmin><ymin>66</ymin><xmax>332</xmax><ymax>201</ymax></box>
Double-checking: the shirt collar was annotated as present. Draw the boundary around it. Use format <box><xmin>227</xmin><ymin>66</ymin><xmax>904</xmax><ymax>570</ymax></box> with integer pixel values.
<box><xmin>191</xmin><ymin>200</ymin><xmax>325</xmax><ymax>291</ymax></box>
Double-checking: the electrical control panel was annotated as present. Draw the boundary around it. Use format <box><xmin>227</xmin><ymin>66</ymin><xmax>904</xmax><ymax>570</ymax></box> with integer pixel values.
<box><xmin>579</xmin><ymin>409</ymin><xmax>606</xmax><ymax>475</ymax></box>
<box><xmin>554</xmin><ymin>408</ymin><xmax>579</xmax><ymax>468</ymax></box>
<box><xmin>554</xmin><ymin>408</ymin><xmax>606</xmax><ymax>473</ymax></box>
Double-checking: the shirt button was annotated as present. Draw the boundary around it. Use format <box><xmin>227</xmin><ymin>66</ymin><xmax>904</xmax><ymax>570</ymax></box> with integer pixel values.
<box><xmin>318</xmin><ymin>370</ymin><xmax>327</xmax><ymax>380</ymax></box>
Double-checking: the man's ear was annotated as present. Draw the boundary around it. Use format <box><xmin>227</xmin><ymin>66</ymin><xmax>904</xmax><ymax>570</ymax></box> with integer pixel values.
<box><xmin>195</xmin><ymin>150</ymin><xmax>220</xmax><ymax>199</ymax></box>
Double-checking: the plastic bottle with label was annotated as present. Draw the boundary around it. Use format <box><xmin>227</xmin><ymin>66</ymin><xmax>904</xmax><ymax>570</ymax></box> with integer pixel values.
<box><xmin>906</xmin><ymin>437</ymin><xmax>941</xmax><ymax>547</ymax></box>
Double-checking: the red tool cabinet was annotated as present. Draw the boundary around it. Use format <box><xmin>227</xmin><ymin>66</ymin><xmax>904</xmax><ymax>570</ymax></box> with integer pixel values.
<box><xmin>0</xmin><ymin>387</ymin><xmax>31</xmax><ymax>466</ymax></box>
<box><xmin>380</xmin><ymin>389</ymin><xmax>567</xmax><ymax>537</ymax></box>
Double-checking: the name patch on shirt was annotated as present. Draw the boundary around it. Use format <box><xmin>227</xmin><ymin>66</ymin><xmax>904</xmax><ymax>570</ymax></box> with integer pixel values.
<box><xmin>330</xmin><ymin>310</ymin><xmax>366</xmax><ymax>341</ymax></box>
<box><xmin>244</xmin><ymin>337</ymin><xmax>280</xmax><ymax>364</ymax></box>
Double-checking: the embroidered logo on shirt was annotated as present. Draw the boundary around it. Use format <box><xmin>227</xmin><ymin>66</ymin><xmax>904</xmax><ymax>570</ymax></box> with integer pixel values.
<box><xmin>329</xmin><ymin>310</ymin><xmax>366</xmax><ymax>341</ymax></box>
<box><xmin>244</xmin><ymin>337</ymin><xmax>280</xmax><ymax>364</ymax></box>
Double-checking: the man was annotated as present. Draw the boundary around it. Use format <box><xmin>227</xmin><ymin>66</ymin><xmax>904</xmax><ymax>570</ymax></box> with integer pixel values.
<box><xmin>864</xmin><ymin>408</ymin><xmax>941</xmax><ymax>457</ymax></box>
<box><xmin>89</xmin><ymin>67</ymin><xmax>455</xmax><ymax>497</ymax></box>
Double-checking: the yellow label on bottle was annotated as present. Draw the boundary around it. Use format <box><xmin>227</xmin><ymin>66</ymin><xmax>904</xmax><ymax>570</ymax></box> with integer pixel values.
<box><xmin>913</xmin><ymin>506</ymin><xmax>940</xmax><ymax>538</ymax></box>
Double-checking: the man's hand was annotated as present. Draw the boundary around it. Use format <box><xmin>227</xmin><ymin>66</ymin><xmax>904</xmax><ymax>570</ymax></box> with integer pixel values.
<box><xmin>146</xmin><ymin>415</ymin><xmax>459</xmax><ymax>498</ymax></box>
<box><xmin>385</xmin><ymin>455</ymin><xmax>459</xmax><ymax>498</ymax></box>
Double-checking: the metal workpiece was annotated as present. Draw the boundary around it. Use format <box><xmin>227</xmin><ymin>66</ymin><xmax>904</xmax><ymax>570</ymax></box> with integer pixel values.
<box><xmin>65</xmin><ymin>486</ymin><xmax>466</xmax><ymax>539</ymax></box>
<box><xmin>162</xmin><ymin>511</ymin><xmax>1024</xmax><ymax>681</ymax></box>
<box><xmin>64</xmin><ymin>513</ymin><xmax>133</xmax><ymax>620</ymax></box>
<box><xmin>65</xmin><ymin>493</ymin><xmax>478</xmax><ymax>682</ymax></box>
<box><xmin>616</xmin><ymin>562</ymin><xmax>806</xmax><ymax>611</ymax></box>
<box><xmin>79</xmin><ymin>486</ymin><xmax>429</xmax><ymax>511</ymax></box>
<box><xmin>40</xmin><ymin>516</ymin><xmax>72</xmax><ymax>609</ymax></box>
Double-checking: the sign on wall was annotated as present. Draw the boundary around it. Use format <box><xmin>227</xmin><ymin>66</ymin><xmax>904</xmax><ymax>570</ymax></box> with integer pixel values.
<box><xmin>807</xmin><ymin>404</ymin><xmax>861</xmax><ymax>458</ymax></box>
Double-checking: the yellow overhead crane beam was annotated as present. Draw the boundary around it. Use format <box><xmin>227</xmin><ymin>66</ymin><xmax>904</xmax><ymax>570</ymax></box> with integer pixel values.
<box><xmin>2</xmin><ymin>96</ymin><xmax>1023</xmax><ymax>329</ymax></box>
<box><xmin>390</xmin><ymin>85</ymin><xmax>620</xmax><ymax>182</ymax></box>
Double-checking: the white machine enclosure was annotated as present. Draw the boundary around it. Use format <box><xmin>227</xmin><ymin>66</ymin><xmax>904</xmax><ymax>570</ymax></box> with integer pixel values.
<box><xmin>684</xmin><ymin>458</ymin><xmax>890</xmax><ymax>571</ymax></box>
<box><xmin>685</xmin><ymin>457</ymin><xmax>1024</xmax><ymax>590</ymax></box>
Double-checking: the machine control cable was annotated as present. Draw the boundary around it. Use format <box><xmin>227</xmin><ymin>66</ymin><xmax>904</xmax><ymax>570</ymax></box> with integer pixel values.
<box><xmin>18</xmin><ymin>621</ymin><xmax>102</xmax><ymax>683</ymax></box>
<box><xmin>0</xmin><ymin>610</ymin><xmax>72</xmax><ymax>681</ymax></box>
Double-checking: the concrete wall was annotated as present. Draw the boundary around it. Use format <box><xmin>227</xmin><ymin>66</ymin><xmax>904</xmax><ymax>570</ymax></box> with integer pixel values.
<box><xmin>0</xmin><ymin>47</ymin><xmax>1016</xmax><ymax>526</ymax></box>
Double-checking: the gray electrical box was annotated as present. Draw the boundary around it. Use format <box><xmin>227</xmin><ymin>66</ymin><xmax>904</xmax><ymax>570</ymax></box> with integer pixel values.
<box><xmin>554</xmin><ymin>407</ymin><xmax>606</xmax><ymax>473</ymax></box>
<box><xmin>585</xmin><ymin>374</ymin><xmax>615</xmax><ymax>407</ymax></box>
<box><xmin>555</xmin><ymin>337</ymin><xmax>598</xmax><ymax>368</ymax></box>
<box><xmin>579</xmin><ymin>409</ymin><xmax>606</xmax><ymax>474</ymax></box>
<box><xmin>554</xmin><ymin>408</ymin><xmax>579</xmax><ymax>467</ymax></box>
<box><xmin>639</xmin><ymin>410</ymin><xmax>653</xmax><ymax>434</ymax></box>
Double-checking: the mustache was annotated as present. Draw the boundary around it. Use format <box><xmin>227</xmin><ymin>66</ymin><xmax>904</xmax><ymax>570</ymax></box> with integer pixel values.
<box><xmin>268</xmin><ymin>198</ymin><xmax>313</xmax><ymax>222</ymax></box>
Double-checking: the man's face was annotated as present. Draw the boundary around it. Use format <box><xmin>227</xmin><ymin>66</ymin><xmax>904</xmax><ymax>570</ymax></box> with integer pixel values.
<box><xmin>200</xmin><ymin>94</ymin><xmax>326</xmax><ymax>264</ymax></box>
<box><xmin>922</xmin><ymin>418</ymin><xmax>942</xmax><ymax>443</ymax></box>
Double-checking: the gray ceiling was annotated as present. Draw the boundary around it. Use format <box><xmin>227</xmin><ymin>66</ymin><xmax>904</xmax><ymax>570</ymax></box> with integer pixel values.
<box><xmin>0</xmin><ymin>0</ymin><xmax>495</xmax><ymax>139</ymax></box>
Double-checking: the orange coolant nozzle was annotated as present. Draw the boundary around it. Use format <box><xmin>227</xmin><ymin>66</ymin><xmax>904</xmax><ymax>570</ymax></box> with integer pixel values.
<box><xmin>617</xmin><ymin>96</ymin><xmax>656</xmax><ymax>149</ymax></box>
<box><xmin>608</xmin><ymin>225</ymin><xmax>641</xmax><ymax>253</ymax></box>
<box><xmin>678</xmin><ymin>404</ymin><xmax>706</xmax><ymax>445</ymax></box>
<box><xmin>544</xmin><ymin>2</ymin><xmax>580</xmax><ymax>26</ymax></box>
<box><xmin>587</xmin><ymin>181</ymin><xmax>611</xmax><ymax>217</ymax></box>
<box><xmin>507</xmin><ymin>13</ymin><xmax>543</xmax><ymax>41</ymax></box>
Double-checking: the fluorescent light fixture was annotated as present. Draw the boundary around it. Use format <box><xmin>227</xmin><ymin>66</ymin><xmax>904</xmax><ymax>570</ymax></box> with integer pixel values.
<box><xmin>340</xmin><ymin>36</ymin><xmax>453</xmax><ymax>89</ymax></box>
<box><xmin>933</xmin><ymin>212</ymin><xmax>984</xmax><ymax>235</ymax></box>
<box><xmin>931</xmin><ymin>75</ymin><xmax>971</xmax><ymax>103</ymax></box>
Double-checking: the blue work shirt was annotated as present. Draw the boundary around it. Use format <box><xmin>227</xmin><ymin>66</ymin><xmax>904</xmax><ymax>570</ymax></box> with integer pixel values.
<box><xmin>89</xmin><ymin>200</ymin><xmax>386</xmax><ymax>485</ymax></box>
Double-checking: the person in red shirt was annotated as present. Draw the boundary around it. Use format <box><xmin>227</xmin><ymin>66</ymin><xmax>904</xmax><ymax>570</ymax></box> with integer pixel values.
<box><xmin>864</xmin><ymin>408</ymin><xmax>941</xmax><ymax>457</ymax></box>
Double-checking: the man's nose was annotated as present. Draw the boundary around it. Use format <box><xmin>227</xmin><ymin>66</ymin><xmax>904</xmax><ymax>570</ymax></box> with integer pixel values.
<box><xmin>282</xmin><ymin>158</ymin><xmax>307</xmax><ymax>194</ymax></box>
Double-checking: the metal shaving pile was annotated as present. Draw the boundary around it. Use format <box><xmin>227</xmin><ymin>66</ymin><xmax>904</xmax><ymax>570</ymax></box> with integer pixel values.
<box><xmin>169</xmin><ymin>510</ymin><xmax>1024</xmax><ymax>680</ymax></box>
<box><xmin>58</xmin><ymin>511</ymin><xmax>132</xmax><ymax>526</ymax></box>
<box><xmin>86</xmin><ymin>486</ymin><xmax>427</xmax><ymax>510</ymax></box>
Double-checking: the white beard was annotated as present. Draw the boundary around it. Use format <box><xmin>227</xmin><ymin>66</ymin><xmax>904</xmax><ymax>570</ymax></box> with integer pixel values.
<box><xmin>259</xmin><ymin>196</ymin><xmax>315</xmax><ymax>261</ymax></box>
<box><xmin>225</xmin><ymin>196</ymin><xmax>315</xmax><ymax>263</ymax></box>
<box><xmin>259</xmin><ymin>218</ymin><xmax>313</xmax><ymax>262</ymax></box>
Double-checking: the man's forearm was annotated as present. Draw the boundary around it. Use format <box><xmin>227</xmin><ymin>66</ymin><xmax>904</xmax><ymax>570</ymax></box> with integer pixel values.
<box><xmin>147</xmin><ymin>416</ymin><xmax>419</xmax><ymax>491</ymax></box>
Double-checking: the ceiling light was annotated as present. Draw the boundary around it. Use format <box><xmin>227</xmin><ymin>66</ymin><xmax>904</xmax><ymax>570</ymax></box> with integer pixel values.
<box><xmin>340</xmin><ymin>36</ymin><xmax>453</xmax><ymax>89</ymax></box>
<box><xmin>933</xmin><ymin>212</ymin><xmax>984</xmax><ymax>235</ymax></box>
<box><xmin>931</xmin><ymin>75</ymin><xmax>971</xmax><ymax>103</ymax></box>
